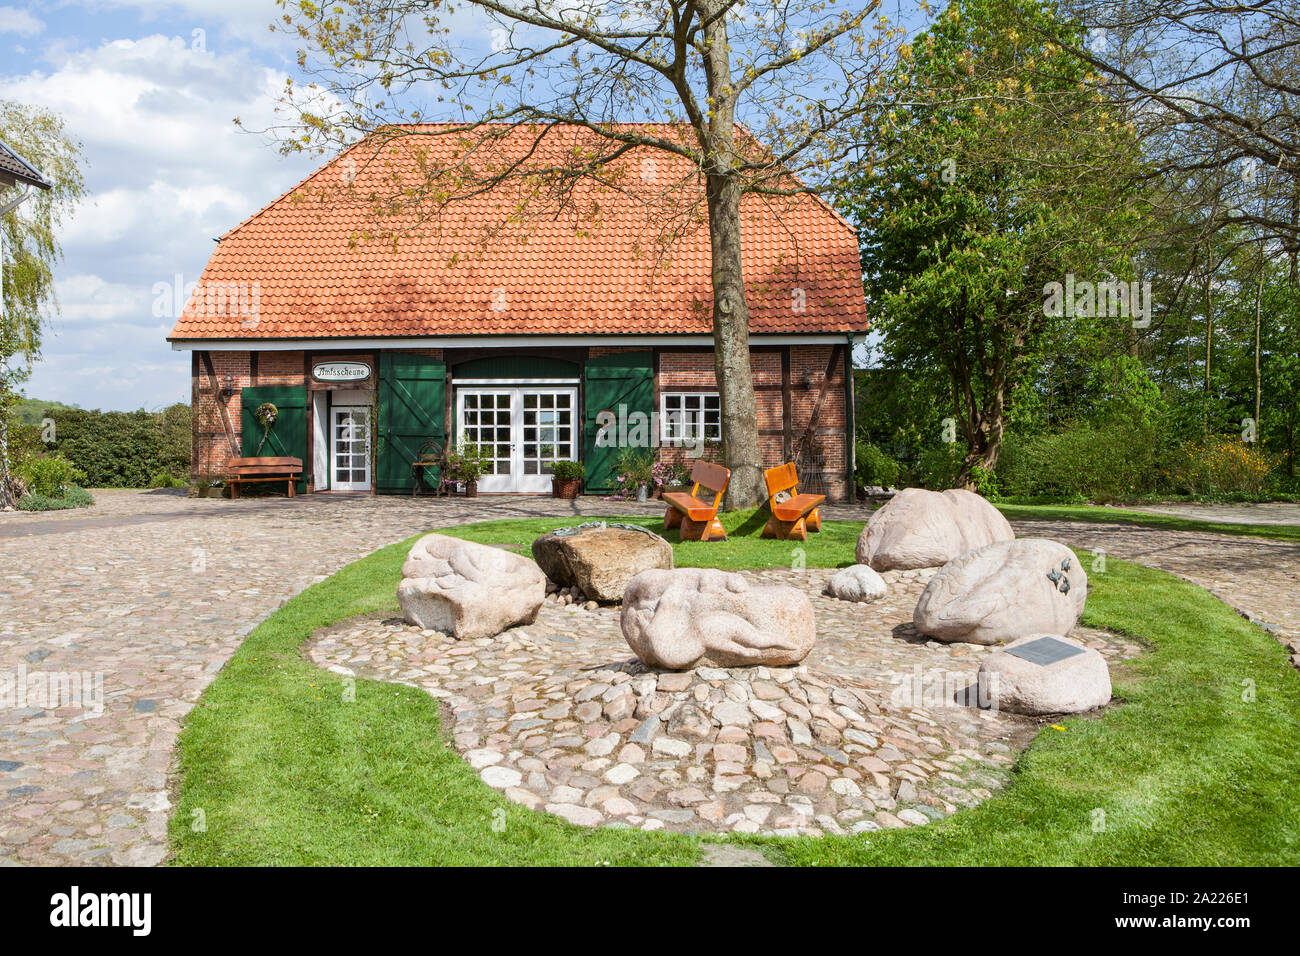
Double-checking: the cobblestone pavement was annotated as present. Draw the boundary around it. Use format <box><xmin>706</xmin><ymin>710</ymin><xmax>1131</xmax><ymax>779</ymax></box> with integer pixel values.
<box><xmin>1121</xmin><ymin>501</ymin><xmax>1300</xmax><ymax>527</ymax></box>
<box><xmin>1</xmin><ymin>491</ymin><xmax>1296</xmax><ymax>862</ymax></box>
<box><xmin>308</xmin><ymin>569</ymin><xmax>1140</xmax><ymax>836</ymax></box>
<box><xmin>0</xmin><ymin>490</ymin><xmax>663</xmax><ymax>866</ymax></box>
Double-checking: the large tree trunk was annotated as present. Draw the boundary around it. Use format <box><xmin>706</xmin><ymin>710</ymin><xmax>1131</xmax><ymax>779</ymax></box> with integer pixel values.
<box><xmin>699</xmin><ymin>8</ymin><xmax>762</xmax><ymax>508</ymax></box>
<box><xmin>954</xmin><ymin>395</ymin><xmax>1006</xmax><ymax>490</ymax></box>
<box><xmin>704</xmin><ymin>170</ymin><xmax>763</xmax><ymax>507</ymax></box>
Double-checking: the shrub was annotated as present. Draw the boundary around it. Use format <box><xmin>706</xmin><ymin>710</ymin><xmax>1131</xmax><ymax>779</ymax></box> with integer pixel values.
<box><xmin>15</xmin><ymin>455</ymin><xmax>86</xmax><ymax>498</ymax></box>
<box><xmin>855</xmin><ymin>442</ymin><xmax>900</xmax><ymax>489</ymax></box>
<box><xmin>610</xmin><ymin>448</ymin><xmax>655</xmax><ymax>498</ymax></box>
<box><xmin>444</xmin><ymin>443</ymin><xmax>491</xmax><ymax>484</ymax></box>
<box><xmin>148</xmin><ymin>470</ymin><xmax>185</xmax><ymax>489</ymax></box>
<box><xmin>549</xmin><ymin>460</ymin><xmax>584</xmax><ymax>482</ymax></box>
<box><xmin>997</xmin><ymin>420</ymin><xmax>1164</xmax><ymax>503</ymax></box>
<box><xmin>968</xmin><ymin>463</ymin><xmax>1000</xmax><ymax>500</ymax></box>
<box><xmin>15</xmin><ymin>403</ymin><xmax>190</xmax><ymax>488</ymax></box>
<box><xmin>1166</xmin><ymin>436</ymin><xmax>1276</xmax><ymax>496</ymax></box>
<box><xmin>652</xmin><ymin>458</ymin><xmax>693</xmax><ymax>488</ymax></box>
<box><xmin>912</xmin><ymin>442</ymin><xmax>964</xmax><ymax>489</ymax></box>
<box><xmin>17</xmin><ymin>486</ymin><xmax>94</xmax><ymax>511</ymax></box>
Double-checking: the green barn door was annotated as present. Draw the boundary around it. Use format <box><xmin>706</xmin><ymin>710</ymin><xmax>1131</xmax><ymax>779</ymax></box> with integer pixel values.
<box><xmin>582</xmin><ymin>351</ymin><xmax>653</xmax><ymax>492</ymax></box>
<box><xmin>377</xmin><ymin>353</ymin><xmax>446</xmax><ymax>493</ymax></box>
<box><xmin>239</xmin><ymin>385</ymin><xmax>308</xmax><ymax>494</ymax></box>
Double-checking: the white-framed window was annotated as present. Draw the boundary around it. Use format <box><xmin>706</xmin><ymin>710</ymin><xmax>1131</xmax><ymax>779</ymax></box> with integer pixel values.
<box><xmin>661</xmin><ymin>392</ymin><xmax>722</xmax><ymax>444</ymax></box>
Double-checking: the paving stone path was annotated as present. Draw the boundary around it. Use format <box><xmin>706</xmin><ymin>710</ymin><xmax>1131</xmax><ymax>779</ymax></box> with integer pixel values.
<box><xmin>0</xmin><ymin>491</ymin><xmax>1296</xmax><ymax>862</ymax></box>
<box><xmin>309</xmin><ymin>568</ymin><xmax>1141</xmax><ymax>836</ymax></box>
<box><xmin>1123</xmin><ymin>501</ymin><xmax>1300</xmax><ymax>527</ymax></box>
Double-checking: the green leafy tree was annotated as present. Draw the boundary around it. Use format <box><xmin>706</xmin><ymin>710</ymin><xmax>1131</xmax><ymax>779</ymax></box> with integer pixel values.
<box><xmin>839</xmin><ymin>0</ymin><xmax>1146</xmax><ymax>486</ymax></box>
<box><xmin>1</xmin><ymin>100</ymin><xmax>86</xmax><ymax>507</ymax></box>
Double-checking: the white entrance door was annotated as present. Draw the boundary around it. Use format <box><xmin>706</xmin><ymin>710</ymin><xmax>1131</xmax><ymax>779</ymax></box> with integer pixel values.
<box><xmin>457</xmin><ymin>387</ymin><xmax>577</xmax><ymax>493</ymax></box>
<box><xmin>330</xmin><ymin>406</ymin><xmax>371</xmax><ymax>491</ymax></box>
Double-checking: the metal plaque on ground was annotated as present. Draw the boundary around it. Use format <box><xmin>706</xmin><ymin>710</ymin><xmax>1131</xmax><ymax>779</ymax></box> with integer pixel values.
<box><xmin>1005</xmin><ymin>636</ymin><xmax>1085</xmax><ymax>667</ymax></box>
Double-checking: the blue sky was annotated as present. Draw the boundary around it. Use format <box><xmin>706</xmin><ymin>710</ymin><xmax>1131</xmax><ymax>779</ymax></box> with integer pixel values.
<box><xmin>3</xmin><ymin>0</ymin><xmax>327</xmax><ymax>411</ymax></box>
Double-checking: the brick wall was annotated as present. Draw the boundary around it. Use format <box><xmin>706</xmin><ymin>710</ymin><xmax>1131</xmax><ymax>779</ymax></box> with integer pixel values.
<box><xmin>257</xmin><ymin>350</ymin><xmax>306</xmax><ymax>386</ymax></box>
<box><xmin>192</xmin><ymin>351</ymin><xmax>251</xmax><ymax>479</ymax></box>
<box><xmin>656</xmin><ymin>345</ymin><xmax>850</xmax><ymax>501</ymax></box>
<box><xmin>390</xmin><ymin>348</ymin><xmax>445</xmax><ymax>359</ymax></box>
<box><xmin>790</xmin><ymin>345</ymin><xmax>849</xmax><ymax>502</ymax></box>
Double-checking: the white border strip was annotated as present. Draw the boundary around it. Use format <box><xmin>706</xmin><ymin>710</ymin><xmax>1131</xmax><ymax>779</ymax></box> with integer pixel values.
<box><xmin>452</xmin><ymin>377</ymin><xmax>581</xmax><ymax>385</ymax></box>
<box><xmin>169</xmin><ymin>333</ymin><xmax>854</xmax><ymax>351</ymax></box>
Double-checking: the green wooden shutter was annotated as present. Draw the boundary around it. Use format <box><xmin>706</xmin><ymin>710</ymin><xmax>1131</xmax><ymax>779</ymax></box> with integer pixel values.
<box><xmin>583</xmin><ymin>351</ymin><xmax>654</xmax><ymax>492</ymax></box>
<box><xmin>239</xmin><ymin>385</ymin><xmax>308</xmax><ymax>494</ymax></box>
<box><xmin>377</xmin><ymin>353</ymin><xmax>446</xmax><ymax>494</ymax></box>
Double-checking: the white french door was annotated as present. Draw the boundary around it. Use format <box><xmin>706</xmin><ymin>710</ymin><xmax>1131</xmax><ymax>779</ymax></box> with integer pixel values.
<box><xmin>456</xmin><ymin>387</ymin><xmax>578</xmax><ymax>493</ymax></box>
<box><xmin>330</xmin><ymin>406</ymin><xmax>371</xmax><ymax>491</ymax></box>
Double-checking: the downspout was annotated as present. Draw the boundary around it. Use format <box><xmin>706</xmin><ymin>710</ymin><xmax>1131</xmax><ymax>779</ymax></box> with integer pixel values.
<box><xmin>0</xmin><ymin>183</ymin><xmax>31</xmax><ymax>218</ymax></box>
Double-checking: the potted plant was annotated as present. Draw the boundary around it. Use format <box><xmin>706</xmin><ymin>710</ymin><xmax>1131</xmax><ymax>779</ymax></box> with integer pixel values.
<box><xmin>612</xmin><ymin>449</ymin><xmax>656</xmax><ymax>501</ymax></box>
<box><xmin>653</xmin><ymin>459</ymin><xmax>693</xmax><ymax>497</ymax></box>
<box><xmin>446</xmin><ymin>443</ymin><xmax>489</xmax><ymax>496</ymax></box>
<box><xmin>193</xmin><ymin>472</ymin><xmax>220</xmax><ymax>498</ymax></box>
<box><xmin>550</xmin><ymin>460</ymin><xmax>584</xmax><ymax>498</ymax></box>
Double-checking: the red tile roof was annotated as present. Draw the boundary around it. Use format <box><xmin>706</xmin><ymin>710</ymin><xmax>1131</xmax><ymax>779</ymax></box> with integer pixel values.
<box><xmin>167</xmin><ymin>124</ymin><xmax>867</xmax><ymax>341</ymax></box>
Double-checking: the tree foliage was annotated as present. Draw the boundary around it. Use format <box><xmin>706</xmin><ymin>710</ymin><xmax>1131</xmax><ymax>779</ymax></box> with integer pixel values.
<box><xmin>839</xmin><ymin>0</ymin><xmax>1147</xmax><ymax>485</ymax></box>
<box><xmin>1</xmin><ymin>100</ymin><xmax>86</xmax><ymax>507</ymax></box>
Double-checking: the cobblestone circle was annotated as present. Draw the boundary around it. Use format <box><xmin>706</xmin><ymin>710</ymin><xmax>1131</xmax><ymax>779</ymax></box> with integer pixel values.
<box><xmin>308</xmin><ymin>568</ymin><xmax>1142</xmax><ymax>836</ymax></box>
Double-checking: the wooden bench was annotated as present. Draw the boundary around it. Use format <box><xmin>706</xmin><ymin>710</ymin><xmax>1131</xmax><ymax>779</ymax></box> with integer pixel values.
<box><xmin>225</xmin><ymin>456</ymin><xmax>303</xmax><ymax>499</ymax></box>
<box><xmin>761</xmin><ymin>462</ymin><xmax>825</xmax><ymax>541</ymax></box>
<box><xmin>662</xmin><ymin>461</ymin><xmax>731</xmax><ymax>542</ymax></box>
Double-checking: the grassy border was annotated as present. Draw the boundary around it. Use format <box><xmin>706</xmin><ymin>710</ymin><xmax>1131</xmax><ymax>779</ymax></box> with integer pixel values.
<box><xmin>170</xmin><ymin>518</ymin><xmax>1300</xmax><ymax>866</ymax></box>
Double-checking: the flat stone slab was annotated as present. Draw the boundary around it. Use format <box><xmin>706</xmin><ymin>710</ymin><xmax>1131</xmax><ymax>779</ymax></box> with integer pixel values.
<box><xmin>1005</xmin><ymin>636</ymin><xmax>1085</xmax><ymax>667</ymax></box>
<box><xmin>699</xmin><ymin>844</ymin><xmax>774</xmax><ymax>867</ymax></box>
<box><xmin>979</xmin><ymin>634</ymin><xmax>1112</xmax><ymax>715</ymax></box>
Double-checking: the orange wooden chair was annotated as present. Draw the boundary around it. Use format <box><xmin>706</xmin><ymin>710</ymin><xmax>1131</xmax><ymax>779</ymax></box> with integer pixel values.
<box><xmin>662</xmin><ymin>460</ymin><xmax>731</xmax><ymax>541</ymax></box>
<box><xmin>761</xmin><ymin>462</ymin><xmax>825</xmax><ymax>541</ymax></box>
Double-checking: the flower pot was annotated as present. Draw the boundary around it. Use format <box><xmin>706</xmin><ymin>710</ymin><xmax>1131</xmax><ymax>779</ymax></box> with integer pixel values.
<box><xmin>552</xmin><ymin>478</ymin><xmax>582</xmax><ymax>499</ymax></box>
<box><xmin>463</xmin><ymin>480</ymin><xmax>479</xmax><ymax>498</ymax></box>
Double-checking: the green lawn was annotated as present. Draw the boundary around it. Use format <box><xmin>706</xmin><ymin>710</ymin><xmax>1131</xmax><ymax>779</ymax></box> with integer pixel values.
<box><xmin>169</xmin><ymin>514</ymin><xmax>1300</xmax><ymax>866</ymax></box>
<box><xmin>444</xmin><ymin>508</ymin><xmax>860</xmax><ymax>569</ymax></box>
<box><xmin>996</xmin><ymin>502</ymin><xmax>1300</xmax><ymax>543</ymax></box>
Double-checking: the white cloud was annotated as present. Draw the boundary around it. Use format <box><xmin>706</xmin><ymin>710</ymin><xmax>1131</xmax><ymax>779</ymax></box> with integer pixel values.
<box><xmin>0</xmin><ymin>6</ymin><xmax>44</xmax><ymax>37</ymax></box>
<box><xmin>5</xmin><ymin>32</ymin><xmax>321</xmax><ymax>409</ymax></box>
<box><xmin>23</xmin><ymin>322</ymin><xmax>190</xmax><ymax>411</ymax></box>
<box><xmin>51</xmin><ymin>273</ymin><xmax>149</xmax><ymax>322</ymax></box>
